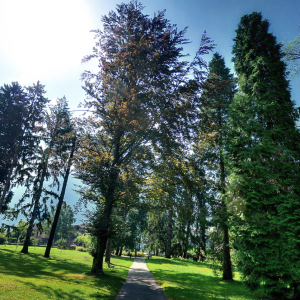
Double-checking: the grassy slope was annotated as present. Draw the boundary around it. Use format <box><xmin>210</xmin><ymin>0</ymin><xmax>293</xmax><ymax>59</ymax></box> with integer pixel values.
<box><xmin>0</xmin><ymin>245</ymin><xmax>133</xmax><ymax>300</ymax></box>
<box><xmin>146</xmin><ymin>257</ymin><xmax>264</xmax><ymax>300</ymax></box>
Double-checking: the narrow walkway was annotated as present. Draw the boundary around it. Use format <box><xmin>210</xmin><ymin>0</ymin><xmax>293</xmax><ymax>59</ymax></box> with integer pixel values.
<box><xmin>115</xmin><ymin>257</ymin><xmax>167</xmax><ymax>300</ymax></box>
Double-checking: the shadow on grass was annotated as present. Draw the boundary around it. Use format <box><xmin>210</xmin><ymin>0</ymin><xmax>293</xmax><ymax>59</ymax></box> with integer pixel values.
<box><xmin>0</xmin><ymin>249</ymin><xmax>132</xmax><ymax>299</ymax></box>
<box><xmin>14</xmin><ymin>279</ymin><xmax>117</xmax><ymax>300</ymax></box>
<box><xmin>0</xmin><ymin>249</ymin><xmax>93</xmax><ymax>281</ymax></box>
<box><xmin>15</xmin><ymin>280</ymin><xmax>86</xmax><ymax>300</ymax></box>
<box><xmin>147</xmin><ymin>258</ymin><xmax>261</xmax><ymax>300</ymax></box>
<box><xmin>149</xmin><ymin>257</ymin><xmax>212</xmax><ymax>269</ymax></box>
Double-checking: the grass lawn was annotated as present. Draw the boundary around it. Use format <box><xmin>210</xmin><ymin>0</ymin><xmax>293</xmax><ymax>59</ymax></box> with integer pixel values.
<box><xmin>146</xmin><ymin>257</ymin><xmax>264</xmax><ymax>300</ymax></box>
<box><xmin>0</xmin><ymin>245</ymin><xmax>133</xmax><ymax>300</ymax></box>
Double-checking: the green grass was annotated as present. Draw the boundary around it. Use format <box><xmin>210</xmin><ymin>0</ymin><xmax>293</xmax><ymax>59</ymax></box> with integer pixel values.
<box><xmin>0</xmin><ymin>245</ymin><xmax>133</xmax><ymax>300</ymax></box>
<box><xmin>146</xmin><ymin>257</ymin><xmax>264</xmax><ymax>300</ymax></box>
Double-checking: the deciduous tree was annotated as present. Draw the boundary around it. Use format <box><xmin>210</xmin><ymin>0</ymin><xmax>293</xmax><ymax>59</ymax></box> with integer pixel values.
<box><xmin>283</xmin><ymin>31</ymin><xmax>300</xmax><ymax>77</ymax></box>
<box><xmin>77</xmin><ymin>1</ymin><xmax>213</xmax><ymax>275</ymax></box>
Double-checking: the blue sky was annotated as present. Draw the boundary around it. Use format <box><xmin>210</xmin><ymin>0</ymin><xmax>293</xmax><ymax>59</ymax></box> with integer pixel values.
<box><xmin>0</xmin><ymin>0</ymin><xmax>299</xmax><ymax>108</ymax></box>
<box><xmin>1</xmin><ymin>0</ymin><xmax>299</xmax><ymax>222</ymax></box>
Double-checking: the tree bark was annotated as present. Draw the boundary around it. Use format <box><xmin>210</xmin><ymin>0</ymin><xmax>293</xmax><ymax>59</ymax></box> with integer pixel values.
<box><xmin>220</xmin><ymin>136</ymin><xmax>233</xmax><ymax>280</ymax></box>
<box><xmin>182</xmin><ymin>220</ymin><xmax>190</xmax><ymax>259</ymax></box>
<box><xmin>115</xmin><ymin>246</ymin><xmax>120</xmax><ymax>256</ymax></box>
<box><xmin>91</xmin><ymin>235</ymin><xmax>108</xmax><ymax>275</ymax></box>
<box><xmin>118</xmin><ymin>246</ymin><xmax>123</xmax><ymax>256</ymax></box>
<box><xmin>90</xmin><ymin>196</ymin><xmax>114</xmax><ymax>274</ymax></box>
<box><xmin>165</xmin><ymin>208</ymin><xmax>173</xmax><ymax>259</ymax></box>
<box><xmin>105</xmin><ymin>238</ymin><xmax>112</xmax><ymax>263</ymax></box>
<box><xmin>21</xmin><ymin>154</ymin><xmax>48</xmax><ymax>254</ymax></box>
<box><xmin>90</xmin><ymin>138</ymin><xmax>120</xmax><ymax>274</ymax></box>
<box><xmin>21</xmin><ymin>197</ymin><xmax>39</xmax><ymax>253</ymax></box>
<box><xmin>222</xmin><ymin>224</ymin><xmax>232</xmax><ymax>280</ymax></box>
<box><xmin>44</xmin><ymin>140</ymin><xmax>75</xmax><ymax>258</ymax></box>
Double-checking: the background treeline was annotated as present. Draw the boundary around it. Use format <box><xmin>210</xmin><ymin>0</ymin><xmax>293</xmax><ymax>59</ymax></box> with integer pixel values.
<box><xmin>1</xmin><ymin>1</ymin><xmax>300</xmax><ymax>299</ymax></box>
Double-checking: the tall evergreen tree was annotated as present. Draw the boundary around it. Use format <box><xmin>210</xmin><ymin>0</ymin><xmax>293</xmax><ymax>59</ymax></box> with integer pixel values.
<box><xmin>20</xmin><ymin>97</ymin><xmax>75</xmax><ymax>254</ymax></box>
<box><xmin>0</xmin><ymin>82</ymin><xmax>48</xmax><ymax>213</ymax></box>
<box><xmin>199</xmin><ymin>53</ymin><xmax>236</xmax><ymax>280</ymax></box>
<box><xmin>227</xmin><ymin>12</ymin><xmax>300</xmax><ymax>298</ymax></box>
<box><xmin>44</xmin><ymin>97</ymin><xmax>77</xmax><ymax>258</ymax></box>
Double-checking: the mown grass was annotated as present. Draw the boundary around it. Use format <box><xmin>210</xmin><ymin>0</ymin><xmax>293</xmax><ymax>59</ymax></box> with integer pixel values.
<box><xmin>146</xmin><ymin>257</ymin><xmax>264</xmax><ymax>300</ymax></box>
<box><xmin>0</xmin><ymin>245</ymin><xmax>133</xmax><ymax>300</ymax></box>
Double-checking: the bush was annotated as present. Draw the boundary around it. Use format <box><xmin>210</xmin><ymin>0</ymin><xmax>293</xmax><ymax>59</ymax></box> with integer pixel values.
<box><xmin>56</xmin><ymin>238</ymin><xmax>67</xmax><ymax>247</ymax></box>
<box><xmin>75</xmin><ymin>246</ymin><xmax>87</xmax><ymax>252</ymax></box>
<box><xmin>0</xmin><ymin>233</ymin><xmax>7</xmax><ymax>245</ymax></box>
<box><xmin>29</xmin><ymin>237</ymin><xmax>39</xmax><ymax>246</ymax></box>
<box><xmin>75</xmin><ymin>233</ymin><xmax>93</xmax><ymax>249</ymax></box>
<box><xmin>135</xmin><ymin>252</ymin><xmax>146</xmax><ymax>257</ymax></box>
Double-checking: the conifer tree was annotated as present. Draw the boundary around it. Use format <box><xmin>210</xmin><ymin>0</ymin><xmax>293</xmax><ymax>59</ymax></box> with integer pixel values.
<box><xmin>0</xmin><ymin>82</ymin><xmax>48</xmax><ymax>213</ymax></box>
<box><xmin>44</xmin><ymin>97</ymin><xmax>77</xmax><ymax>258</ymax></box>
<box><xmin>199</xmin><ymin>53</ymin><xmax>236</xmax><ymax>280</ymax></box>
<box><xmin>20</xmin><ymin>97</ymin><xmax>75</xmax><ymax>254</ymax></box>
<box><xmin>227</xmin><ymin>12</ymin><xmax>300</xmax><ymax>298</ymax></box>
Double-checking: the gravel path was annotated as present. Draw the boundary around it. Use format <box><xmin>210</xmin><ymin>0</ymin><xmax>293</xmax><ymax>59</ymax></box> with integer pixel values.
<box><xmin>115</xmin><ymin>257</ymin><xmax>167</xmax><ymax>300</ymax></box>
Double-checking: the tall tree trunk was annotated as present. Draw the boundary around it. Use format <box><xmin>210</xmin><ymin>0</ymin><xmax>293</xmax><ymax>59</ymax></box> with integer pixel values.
<box><xmin>197</xmin><ymin>246</ymin><xmax>202</xmax><ymax>262</ymax></box>
<box><xmin>21</xmin><ymin>195</ymin><xmax>40</xmax><ymax>253</ymax></box>
<box><xmin>90</xmin><ymin>139</ymin><xmax>120</xmax><ymax>274</ymax></box>
<box><xmin>90</xmin><ymin>199</ymin><xmax>113</xmax><ymax>274</ymax></box>
<box><xmin>105</xmin><ymin>238</ymin><xmax>112</xmax><ymax>263</ymax></box>
<box><xmin>220</xmin><ymin>138</ymin><xmax>233</xmax><ymax>280</ymax></box>
<box><xmin>91</xmin><ymin>235</ymin><xmax>108</xmax><ymax>275</ymax></box>
<box><xmin>222</xmin><ymin>224</ymin><xmax>232</xmax><ymax>280</ymax></box>
<box><xmin>165</xmin><ymin>208</ymin><xmax>173</xmax><ymax>259</ymax></box>
<box><xmin>115</xmin><ymin>245</ymin><xmax>120</xmax><ymax>256</ymax></box>
<box><xmin>201</xmin><ymin>222</ymin><xmax>206</xmax><ymax>253</ymax></box>
<box><xmin>21</xmin><ymin>157</ymin><xmax>48</xmax><ymax>254</ymax></box>
<box><xmin>196</xmin><ymin>192</ymin><xmax>207</xmax><ymax>259</ymax></box>
<box><xmin>118</xmin><ymin>246</ymin><xmax>123</xmax><ymax>256</ymax></box>
<box><xmin>44</xmin><ymin>141</ymin><xmax>75</xmax><ymax>258</ymax></box>
<box><xmin>182</xmin><ymin>220</ymin><xmax>190</xmax><ymax>259</ymax></box>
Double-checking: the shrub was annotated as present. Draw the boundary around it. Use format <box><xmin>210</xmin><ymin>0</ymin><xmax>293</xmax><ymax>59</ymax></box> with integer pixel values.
<box><xmin>0</xmin><ymin>233</ymin><xmax>7</xmax><ymax>245</ymax></box>
<box><xmin>75</xmin><ymin>246</ymin><xmax>87</xmax><ymax>252</ymax></box>
<box><xmin>75</xmin><ymin>233</ymin><xmax>93</xmax><ymax>248</ymax></box>
<box><xmin>135</xmin><ymin>252</ymin><xmax>146</xmax><ymax>257</ymax></box>
<box><xmin>56</xmin><ymin>238</ymin><xmax>67</xmax><ymax>247</ymax></box>
<box><xmin>29</xmin><ymin>237</ymin><xmax>39</xmax><ymax>246</ymax></box>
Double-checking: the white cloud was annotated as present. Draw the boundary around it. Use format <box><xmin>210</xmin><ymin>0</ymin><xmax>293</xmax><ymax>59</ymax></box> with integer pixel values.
<box><xmin>0</xmin><ymin>0</ymin><xmax>94</xmax><ymax>84</ymax></box>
